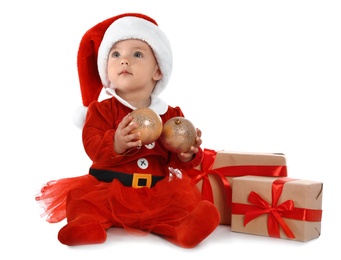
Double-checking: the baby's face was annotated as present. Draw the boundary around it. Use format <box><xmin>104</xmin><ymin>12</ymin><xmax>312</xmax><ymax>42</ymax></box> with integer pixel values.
<box><xmin>106</xmin><ymin>39</ymin><xmax>162</xmax><ymax>96</ymax></box>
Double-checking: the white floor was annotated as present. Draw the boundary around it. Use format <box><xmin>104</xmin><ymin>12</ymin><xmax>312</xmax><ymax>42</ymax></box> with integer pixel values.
<box><xmin>11</xmin><ymin>206</ymin><xmax>336</xmax><ymax>259</ymax></box>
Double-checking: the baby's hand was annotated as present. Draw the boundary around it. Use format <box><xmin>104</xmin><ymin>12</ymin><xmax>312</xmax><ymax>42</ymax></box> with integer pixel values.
<box><xmin>178</xmin><ymin>128</ymin><xmax>202</xmax><ymax>162</ymax></box>
<box><xmin>114</xmin><ymin>113</ymin><xmax>142</xmax><ymax>154</ymax></box>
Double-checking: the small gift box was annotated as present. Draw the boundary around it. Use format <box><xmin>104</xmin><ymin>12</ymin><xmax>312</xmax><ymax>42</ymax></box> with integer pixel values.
<box><xmin>231</xmin><ymin>176</ymin><xmax>323</xmax><ymax>241</ymax></box>
<box><xmin>186</xmin><ymin>148</ymin><xmax>287</xmax><ymax>225</ymax></box>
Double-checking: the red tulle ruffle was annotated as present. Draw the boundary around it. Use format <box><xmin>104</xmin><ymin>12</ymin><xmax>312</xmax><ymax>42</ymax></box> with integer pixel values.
<box><xmin>36</xmin><ymin>173</ymin><xmax>203</xmax><ymax>233</ymax></box>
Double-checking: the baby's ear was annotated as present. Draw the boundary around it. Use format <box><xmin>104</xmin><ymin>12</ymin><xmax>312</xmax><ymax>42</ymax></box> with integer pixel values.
<box><xmin>153</xmin><ymin>68</ymin><xmax>163</xmax><ymax>81</ymax></box>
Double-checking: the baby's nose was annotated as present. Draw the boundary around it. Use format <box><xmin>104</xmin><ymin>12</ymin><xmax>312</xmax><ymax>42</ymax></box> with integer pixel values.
<box><xmin>121</xmin><ymin>59</ymin><xmax>129</xmax><ymax>65</ymax></box>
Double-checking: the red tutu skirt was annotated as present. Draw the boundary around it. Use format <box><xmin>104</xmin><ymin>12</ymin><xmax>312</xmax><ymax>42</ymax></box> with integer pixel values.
<box><xmin>36</xmin><ymin>173</ymin><xmax>202</xmax><ymax>233</ymax></box>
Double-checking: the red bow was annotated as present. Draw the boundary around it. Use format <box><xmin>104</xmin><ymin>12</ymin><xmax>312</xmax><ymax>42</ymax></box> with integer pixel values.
<box><xmin>189</xmin><ymin>149</ymin><xmax>231</xmax><ymax>204</ymax></box>
<box><xmin>245</xmin><ymin>190</ymin><xmax>295</xmax><ymax>238</ymax></box>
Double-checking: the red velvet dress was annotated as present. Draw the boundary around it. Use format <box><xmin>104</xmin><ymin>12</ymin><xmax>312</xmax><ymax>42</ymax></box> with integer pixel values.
<box><xmin>36</xmin><ymin>96</ymin><xmax>220</xmax><ymax>247</ymax></box>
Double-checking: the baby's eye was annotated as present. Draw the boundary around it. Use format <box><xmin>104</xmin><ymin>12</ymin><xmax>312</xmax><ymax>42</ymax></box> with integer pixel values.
<box><xmin>111</xmin><ymin>51</ymin><xmax>120</xmax><ymax>58</ymax></box>
<box><xmin>133</xmin><ymin>52</ymin><xmax>143</xmax><ymax>58</ymax></box>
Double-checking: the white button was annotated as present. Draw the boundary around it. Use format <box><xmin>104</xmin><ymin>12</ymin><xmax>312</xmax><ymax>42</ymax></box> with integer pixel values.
<box><xmin>137</xmin><ymin>158</ymin><xmax>148</xmax><ymax>169</ymax></box>
<box><xmin>145</xmin><ymin>142</ymin><xmax>155</xmax><ymax>149</ymax></box>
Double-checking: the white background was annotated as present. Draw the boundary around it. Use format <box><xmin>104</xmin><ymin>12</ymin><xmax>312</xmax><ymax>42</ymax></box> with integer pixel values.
<box><xmin>1</xmin><ymin>0</ymin><xmax>340</xmax><ymax>259</ymax></box>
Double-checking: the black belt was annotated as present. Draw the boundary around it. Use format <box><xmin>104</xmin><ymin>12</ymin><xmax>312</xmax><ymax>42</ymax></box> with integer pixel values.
<box><xmin>89</xmin><ymin>168</ymin><xmax>164</xmax><ymax>188</ymax></box>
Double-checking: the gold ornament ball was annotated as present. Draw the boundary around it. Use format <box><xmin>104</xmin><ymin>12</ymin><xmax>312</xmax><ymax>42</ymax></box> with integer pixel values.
<box><xmin>130</xmin><ymin>107</ymin><xmax>163</xmax><ymax>145</ymax></box>
<box><xmin>161</xmin><ymin>117</ymin><xmax>197</xmax><ymax>153</ymax></box>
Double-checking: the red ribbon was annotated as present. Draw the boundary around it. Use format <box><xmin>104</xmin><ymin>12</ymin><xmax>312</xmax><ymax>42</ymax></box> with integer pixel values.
<box><xmin>232</xmin><ymin>177</ymin><xmax>323</xmax><ymax>239</ymax></box>
<box><xmin>187</xmin><ymin>148</ymin><xmax>287</xmax><ymax>208</ymax></box>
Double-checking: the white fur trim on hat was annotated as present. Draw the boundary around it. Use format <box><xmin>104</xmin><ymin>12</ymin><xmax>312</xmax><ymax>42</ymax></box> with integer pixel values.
<box><xmin>97</xmin><ymin>16</ymin><xmax>172</xmax><ymax>97</ymax></box>
<box><xmin>72</xmin><ymin>106</ymin><xmax>88</xmax><ymax>129</ymax></box>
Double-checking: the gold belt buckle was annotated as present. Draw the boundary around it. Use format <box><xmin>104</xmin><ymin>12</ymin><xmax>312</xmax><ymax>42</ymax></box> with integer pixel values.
<box><xmin>132</xmin><ymin>173</ymin><xmax>152</xmax><ymax>188</ymax></box>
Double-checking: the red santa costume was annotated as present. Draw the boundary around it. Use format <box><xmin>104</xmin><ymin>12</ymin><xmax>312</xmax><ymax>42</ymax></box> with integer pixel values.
<box><xmin>36</xmin><ymin>13</ymin><xmax>220</xmax><ymax>248</ymax></box>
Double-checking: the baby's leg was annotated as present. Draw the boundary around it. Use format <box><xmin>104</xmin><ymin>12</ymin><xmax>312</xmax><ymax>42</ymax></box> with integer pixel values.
<box><xmin>58</xmin><ymin>189</ymin><xmax>110</xmax><ymax>246</ymax></box>
<box><xmin>152</xmin><ymin>200</ymin><xmax>220</xmax><ymax>248</ymax></box>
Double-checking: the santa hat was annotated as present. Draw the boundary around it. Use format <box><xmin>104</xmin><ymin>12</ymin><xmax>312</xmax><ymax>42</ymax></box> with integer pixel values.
<box><xmin>73</xmin><ymin>13</ymin><xmax>173</xmax><ymax>128</ymax></box>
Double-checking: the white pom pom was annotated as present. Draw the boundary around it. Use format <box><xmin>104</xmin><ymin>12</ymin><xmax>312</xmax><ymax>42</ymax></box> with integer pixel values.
<box><xmin>72</xmin><ymin>106</ymin><xmax>88</xmax><ymax>129</ymax></box>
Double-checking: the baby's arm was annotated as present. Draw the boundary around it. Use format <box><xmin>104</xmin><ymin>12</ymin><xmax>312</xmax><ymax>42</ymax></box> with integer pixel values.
<box><xmin>114</xmin><ymin>113</ymin><xmax>142</xmax><ymax>154</ymax></box>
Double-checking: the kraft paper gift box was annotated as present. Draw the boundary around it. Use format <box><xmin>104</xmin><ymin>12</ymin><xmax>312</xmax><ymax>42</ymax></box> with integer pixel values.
<box><xmin>231</xmin><ymin>176</ymin><xmax>323</xmax><ymax>241</ymax></box>
<box><xmin>185</xmin><ymin>148</ymin><xmax>287</xmax><ymax>225</ymax></box>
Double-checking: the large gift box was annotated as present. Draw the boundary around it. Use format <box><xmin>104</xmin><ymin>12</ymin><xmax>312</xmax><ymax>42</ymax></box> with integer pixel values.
<box><xmin>231</xmin><ymin>176</ymin><xmax>323</xmax><ymax>241</ymax></box>
<box><xmin>186</xmin><ymin>148</ymin><xmax>287</xmax><ymax>225</ymax></box>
